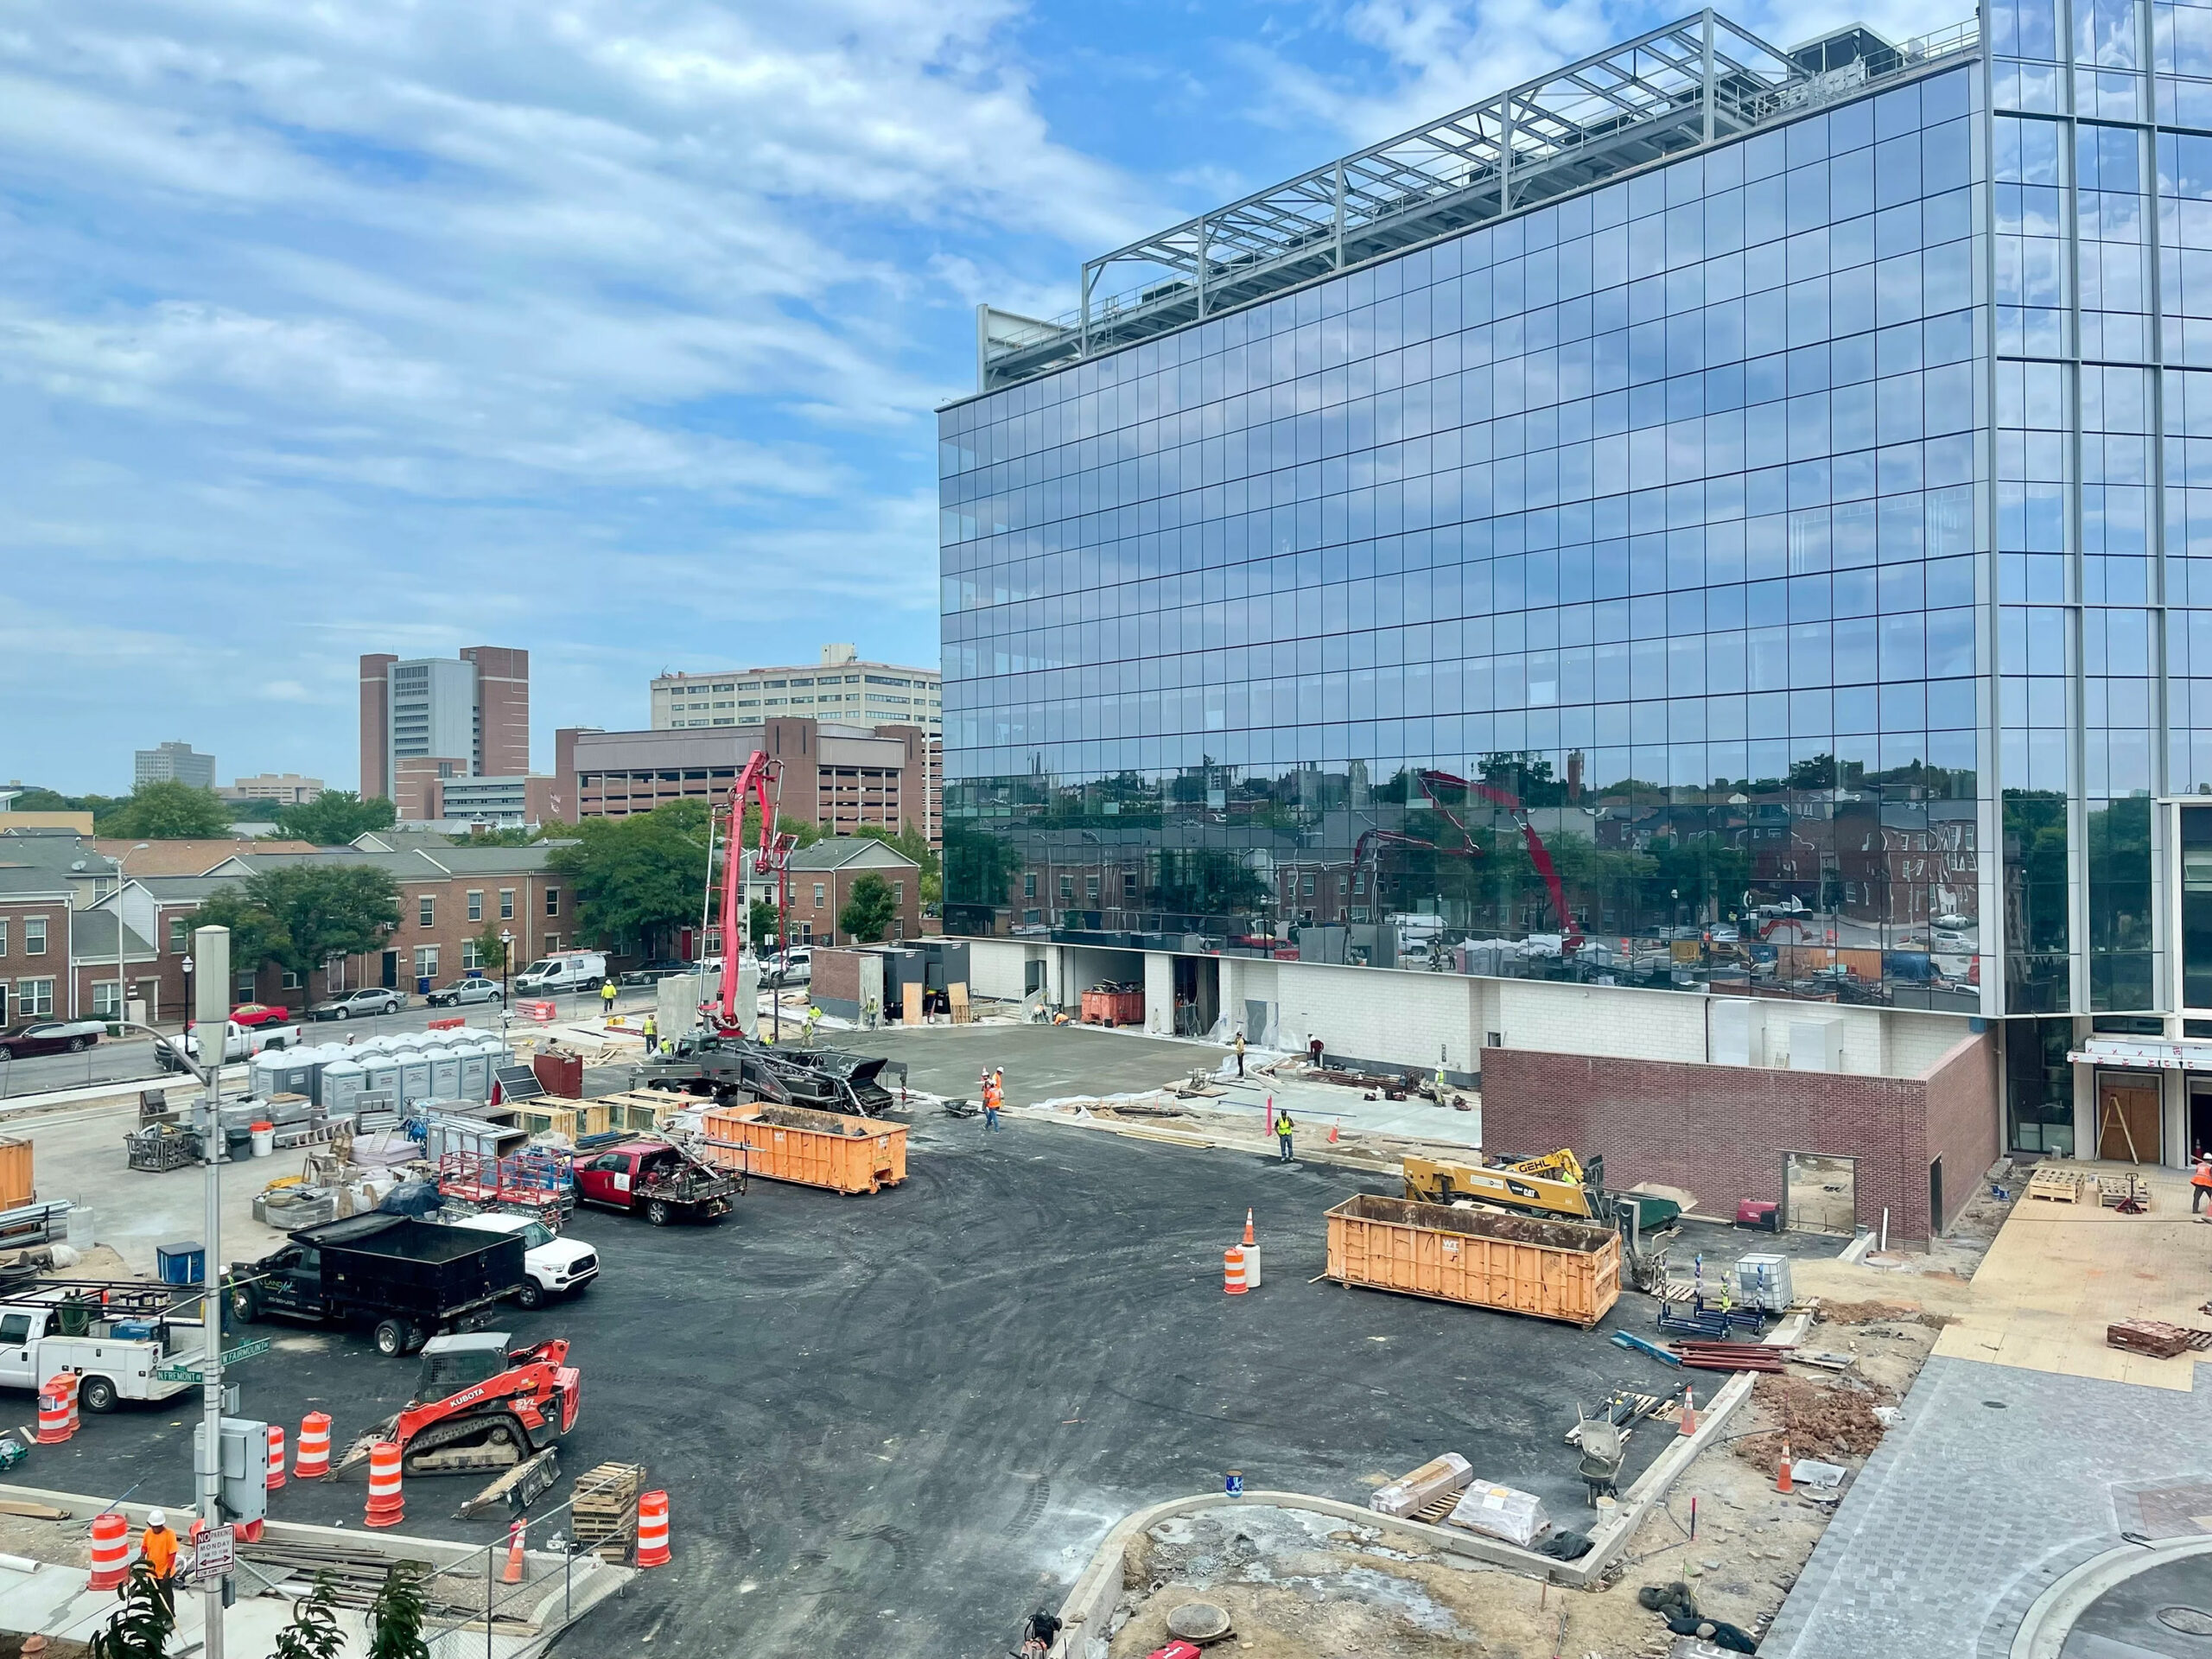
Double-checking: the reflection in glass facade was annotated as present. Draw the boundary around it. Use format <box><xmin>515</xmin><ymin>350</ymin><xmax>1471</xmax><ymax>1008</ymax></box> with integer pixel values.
<box><xmin>938</xmin><ymin>10</ymin><xmax>2212</xmax><ymax>1144</ymax></box>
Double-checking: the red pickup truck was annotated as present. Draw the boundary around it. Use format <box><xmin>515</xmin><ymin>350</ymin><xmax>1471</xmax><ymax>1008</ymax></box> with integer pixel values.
<box><xmin>570</xmin><ymin>1140</ymin><xmax>739</xmax><ymax>1225</ymax></box>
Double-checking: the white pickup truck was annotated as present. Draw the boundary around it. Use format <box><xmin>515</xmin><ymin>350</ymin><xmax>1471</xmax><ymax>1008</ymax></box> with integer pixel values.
<box><xmin>158</xmin><ymin>1018</ymin><xmax>303</xmax><ymax>1072</ymax></box>
<box><xmin>0</xmin><ymin>1298</ymin><xmax>207</xmax><ymax>1411</ymax></box>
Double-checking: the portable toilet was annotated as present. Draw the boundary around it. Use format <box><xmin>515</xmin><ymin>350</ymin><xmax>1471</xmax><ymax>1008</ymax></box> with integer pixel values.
<box><xmin>456</xmin><ymin>1040</ymin><xmax>493</xmax><ymax>1102</ymax></box>
<box><xmin>398</xmin><ymin>1051</ymin><xmax>435</xmax><ymax>1108</ymax></box>
<box><xmin>248</xmin><ymin>1050</ymin><xmax>291</xmax><ymax>1102</ymax></box>
<box><xmin>425</xmin><ymin>1046</ymin><xmax>461</xmax><ymax>1100</ymax></box>
<box><xmin>360</xmin><ymin>1053</ymin><xmax>402</xmax><ymax>1114</ymax></box>
<box><xmin>321</xmin><ymin>1058</ymin><xmax>366</xmax><ymax>1122</ymax></box>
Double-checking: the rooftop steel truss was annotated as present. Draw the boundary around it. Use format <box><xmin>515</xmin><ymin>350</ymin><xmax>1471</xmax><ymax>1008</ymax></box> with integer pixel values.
<box><xmin>976</xmin><ymin>9</ymin><xmax>1980</xmax><ymax>392</ymax></box>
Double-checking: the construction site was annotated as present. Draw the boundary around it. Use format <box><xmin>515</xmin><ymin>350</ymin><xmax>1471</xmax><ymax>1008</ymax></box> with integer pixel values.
<box><xmin>0</xmin><ymin>750</ymin><xmax>2186</xmax><ymax>1659</ymax></box>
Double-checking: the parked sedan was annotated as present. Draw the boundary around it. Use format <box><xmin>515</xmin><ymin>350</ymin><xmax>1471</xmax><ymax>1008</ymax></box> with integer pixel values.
<box><xmin>0</xmin><ymin>1019</ymin><xmax>105</xmax><ymax>1059</ymax></box>
<box><xmin>424</xmin><ymin>978</ymin><xmax>503</xmax><ymax>1008</ymax></box>
<box><xmin>308</xmin><ymin>988</ymin><xmax>403</xmax><ymax>1021</ymax></box>
<box><xmin>230</xmin><ymin>1002</ymin><xmax>293</xmax><ymax>1029</ymax></box>
<box><xmin>618</xmin><ymin>959</ymin><xmax>692</xmax><ymax>988</ymax></box>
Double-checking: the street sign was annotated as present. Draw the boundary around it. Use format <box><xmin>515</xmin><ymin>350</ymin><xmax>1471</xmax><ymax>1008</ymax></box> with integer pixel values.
<box><xmin>188</xmin><ymin>1522</ymin><xmax>235</xmax><ymax>1581</ymax></box>
<box><xmin>154</xmin><ymin>1337</ymin><xmax>270</xmax><ymax>1382</ymax></box>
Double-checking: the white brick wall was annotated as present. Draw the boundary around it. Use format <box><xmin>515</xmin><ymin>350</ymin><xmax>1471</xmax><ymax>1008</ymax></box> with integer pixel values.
<box><xmin>1502</xmin><ymin>979</ymin><xmax>1709</xmax><ymax>1062</ymax></box>
<box><xmin>1266</xmin><ymin>961</ymin><xmax>1479</xmax><ymax>1074</ymax></box>
<box><xmin>967</xmin><ymin>938</ymin><xmax>1035</xmax><ymax>1001</ymax></box>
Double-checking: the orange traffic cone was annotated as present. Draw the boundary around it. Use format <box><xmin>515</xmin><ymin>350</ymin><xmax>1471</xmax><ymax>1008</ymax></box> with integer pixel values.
<box><xmin>1777</xmin><ymin>1440</ymin><xmax>1794</xmax><ymax>1494</ymax></box>
<box><xmin>1328</xmin><ymin>1118</ymin><xmax>1340</xmax><ymax>1144</ymax></box>
<box><xmin>1679</xmin><ymin>1386</ymin><xmax>1697</xmax><ymax>1438</ymax></box>
<box><xmin>1243</xmin><ymin>1209</ymin><xmax>1255</xmax><ymax>1247</ymax></box>
<box><xmin>502</xmin><ymin>1518</ymin><xmax>526</xmax><ymax>1585</ymax></box>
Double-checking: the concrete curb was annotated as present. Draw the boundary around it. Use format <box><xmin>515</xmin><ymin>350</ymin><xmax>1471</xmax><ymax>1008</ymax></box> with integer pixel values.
<box><xmin>2007</xmin><ymin>1534</ymin><xmax>2212</xmax><ymax>1658</ymax></box>
<box><xmin>1049</xmin><ymin>1309</ymin><xmax>1807</xmax><ymax>1656</ymax></box>
<box><xmin>1018</xmin><ymin>1106</ymin><xmax>1405</xmax><ymax>1178</ymax></box>
<box><xmin>0</xmin><ymin>1065</ymin><xmax>250</xmax><ymax>1121</ymax></box>
<box><xmin>0</xmin><ymin>1480</ymin><xmax>633</xmax><ymax>1654</ymax></box>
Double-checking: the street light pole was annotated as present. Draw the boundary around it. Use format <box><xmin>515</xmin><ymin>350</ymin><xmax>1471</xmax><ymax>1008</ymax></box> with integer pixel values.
<box><xmin>192</xmin><ymin>924</ymin><xmax>230</xmax><ymax>1659</ymax></box>
<box><xmin>499</xmin><ymin>931</ymin><xmax>514</xmax><ymax>1046</ymax></box>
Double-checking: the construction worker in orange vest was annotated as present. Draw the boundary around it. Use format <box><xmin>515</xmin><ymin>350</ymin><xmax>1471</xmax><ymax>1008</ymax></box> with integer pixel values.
<box><xmin>139</xmin><ymin>1507</ymin><xmax>179</xmax><ymax>1614</ymax></box>
<box><xmin>2193</xmin><ymin>1154</ymin><xmax>2212</xmax><ymax>1216</ymax></box>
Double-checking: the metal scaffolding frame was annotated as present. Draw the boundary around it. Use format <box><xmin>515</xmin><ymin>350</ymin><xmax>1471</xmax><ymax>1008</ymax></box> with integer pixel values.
<box><xmin>976</xmin><ymin>8</ymin><xmax>1980</xmax><ymax>392</ymax></box>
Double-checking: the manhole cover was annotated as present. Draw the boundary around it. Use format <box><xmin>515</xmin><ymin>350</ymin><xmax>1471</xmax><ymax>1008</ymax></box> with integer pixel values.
<box><xmin>2158</xmin><ymin>1606</ymin><xmax>2212</xmax><ymax>1636</ymax></box>
<box><xmin>1983</xmin><ymin>1401</ymin><xmax>2008</xmax><ymax>1409</ymax></box>
<box><xmin>1167</xmin><ymin>1602</ymin><xmax>1233</xmax><ymax>1642</ymax></box>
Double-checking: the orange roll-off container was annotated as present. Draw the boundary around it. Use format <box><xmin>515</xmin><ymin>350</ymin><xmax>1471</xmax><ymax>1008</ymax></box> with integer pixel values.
<box><xmin>0</xmin><ymin>1138</ymin><xmax>32</xmax><ymax>1210</ymax></box>
<box><xmin>1323</xmin><ymin>1193</ymin><xmax>1621</xmax><ymax>1328</ymax></box>
<box><xmin>699</xmin><ymin>1103</ymin><xmax>907</xmax><ymax>1195</ymax></box>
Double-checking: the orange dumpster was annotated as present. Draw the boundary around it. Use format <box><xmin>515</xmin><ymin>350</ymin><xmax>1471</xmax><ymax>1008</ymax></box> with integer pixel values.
<box><xmin>1324</xmin><ymin>1193</ymin><xmax>1620</xmax><ymax>1328</ymax></box>
<box><xmin>699</xmin><ymin>1103</ymin><xmax>907</xmax><ymax>1195</ymax></box>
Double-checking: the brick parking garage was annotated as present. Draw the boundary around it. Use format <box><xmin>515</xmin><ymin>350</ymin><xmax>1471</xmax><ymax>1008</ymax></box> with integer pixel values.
<box><xmin>1480</xmin><ymin>1032</ymin><xmax>1999</xmax><ymax>1245</ymax></box>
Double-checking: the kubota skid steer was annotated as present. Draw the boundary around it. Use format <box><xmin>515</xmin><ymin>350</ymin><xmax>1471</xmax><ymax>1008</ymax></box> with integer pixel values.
<box><xmin>337</xmin><ymin>1332</ymin><xmax>581</xmax><ymax>1477</ymax></box>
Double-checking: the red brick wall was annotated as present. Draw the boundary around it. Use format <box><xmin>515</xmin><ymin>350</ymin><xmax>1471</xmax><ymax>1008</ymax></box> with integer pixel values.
<box><xmin>811</xmin><ymin>947</ymin><xmax>863</xmax><ymax>1008</ymax></box>
<box><xmin>1923</xmin><ymin>1033</ymin><xmax>1999</xmax><ymax>1235</ymax></box>
<box><xmin>359</xmin><ymin>654</ymin><xmax>396</xmax><ymax>798</ymax></box>
<box><xmin>1480</xmin><ymin>1047</ymin><xmax>1963</xmax><ymax>1244</ymax></box>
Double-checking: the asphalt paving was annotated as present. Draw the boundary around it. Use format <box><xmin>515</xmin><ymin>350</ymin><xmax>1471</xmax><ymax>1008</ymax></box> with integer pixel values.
<box><xmin>35</xmin><ymin>1109</ymin><xmax>1688</xmax><ymax>1659</ymax></box>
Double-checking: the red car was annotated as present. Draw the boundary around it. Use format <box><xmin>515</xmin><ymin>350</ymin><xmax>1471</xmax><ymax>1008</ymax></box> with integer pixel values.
<box><xmin>230</xmin><ymin>1003</ymin><xmax>291</xmax><ymax>1029</ymax></box>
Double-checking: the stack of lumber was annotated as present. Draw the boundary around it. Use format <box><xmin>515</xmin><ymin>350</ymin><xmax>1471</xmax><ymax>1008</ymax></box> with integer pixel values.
<box><xmin>1370</xmin><ymin>1452</ymin><xmax>1473</xmax><ymax>1518</ymax></box>
<box><xmin>569</xmin><ymin>1461</ymin><xmax>645</xmax><ymax>1561</ymax></box>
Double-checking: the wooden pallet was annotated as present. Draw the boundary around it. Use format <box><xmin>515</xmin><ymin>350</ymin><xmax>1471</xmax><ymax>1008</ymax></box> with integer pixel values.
<box><xmin>2027</xmin><ymin>1166</ymin><xmax>2085</xmax><ymax>1204</ymax></box>
<box><xmin>2107</xmin><ymin>1319</ymin><xmax>2212</xmax><ymax>1358</ymax></box>
<box><xmin>569</xmin><ymin>1461</ymin><xmax>645</xmax><ymax>1561</ymax></box>
<box><xmin>2098</xmin><ymin>1173</ymin><xmax>2152</xmax><ymax>1211</ymax></box>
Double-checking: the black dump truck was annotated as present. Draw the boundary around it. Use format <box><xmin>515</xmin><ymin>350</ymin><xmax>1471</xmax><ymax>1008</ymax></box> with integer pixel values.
<box><xmin>230</xmin><ymin>1214</ymin><xmax>530</xmax><ymax>1357</ymax></box>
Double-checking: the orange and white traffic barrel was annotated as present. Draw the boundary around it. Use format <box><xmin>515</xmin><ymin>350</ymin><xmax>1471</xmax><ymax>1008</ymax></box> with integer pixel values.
<box><xmin>635</xmin><ymin>1490</ymin><xmax>671</xmax><ymax>1567</ymax></box>
<box><xmin>88</xmin><ymin>1512</ymin><xmax>130</xmax><ymax>1590</ymax></box>
<box><xmin>1223</xmin><ymin>1246</ymin><xmax>1248</xmax><ymax>1295</ymax></box>
<box><xmin>35</xmin><ymin>1387</ymin><xmax>70</xmax><ymax>1446</ymax></box>
<box><xmin>266</xmin><ymin>1424</ymin><xmax>286</xmax><ymax>1491</ymax></box>
<box><xmin>365</xmin><ymin>1441</ymin><xmax>404</xmax><ymax>1528</ymax></box>
<box><xmin>295</xmin><ymin>1413</ymin><xmax>331</xmax><ymax>1479</ymax></box>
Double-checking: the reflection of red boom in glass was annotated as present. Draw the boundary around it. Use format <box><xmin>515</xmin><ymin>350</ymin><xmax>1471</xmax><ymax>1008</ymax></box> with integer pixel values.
<box><xmin>709</xmin><ymin>752</ymin><xmax>797</xmax><ymax>1033</ymax></box>
<box><xmin>1354</xmin><ymin>770</ymin><xmax>1583</xmax><ymax>954</ymax></box>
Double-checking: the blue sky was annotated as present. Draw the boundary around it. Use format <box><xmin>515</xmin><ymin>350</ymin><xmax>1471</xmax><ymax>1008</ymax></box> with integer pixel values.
<box><xmin>0</xmin><ymin>0</ymin><xmax>1917</xmax><ymax>794</ymax></box>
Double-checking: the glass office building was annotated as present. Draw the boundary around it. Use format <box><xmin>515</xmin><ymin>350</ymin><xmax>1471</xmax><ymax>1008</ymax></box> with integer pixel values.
<box><xmin>939</xmin><ymin>8</ymin><xmax>2212</xmax><ymax>1154</ymax></box>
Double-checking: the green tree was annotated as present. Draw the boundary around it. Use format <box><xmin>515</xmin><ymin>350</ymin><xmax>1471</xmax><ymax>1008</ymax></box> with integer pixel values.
<box><xmin>839</xmin><ymin>873</ymin><xmax>897</xmax><ymax>943</ymax></box>
<box><xmin>101</xmin><ymin>780</ymin><xmax>234</xmax><ymax>840</ymax></box>
<box><xmin>854</xmin><ymin>823</ymin><xmax>941</xmax><ymax>907</ymax></box>
<box><xmin>89</xmin><ymin>1560</ymin><xmax>175</xmax><ymax>1659</ymax></box>
<box><xmin>748</xmin><ymin>898</ymin><xmax>780</xmax><ymax>952</ymax></box>
<box><xmin>366</xmin><ymin>1561</ymin><xmax>431</xmax><ymax>1659</ymax></box>
<box><xmin>273</xmin><ymin>790</ymin><xmax>398</xmax><ymax>846</ymax></box>
<box><xmin>194</xmin><ymin>887</ymin><xmax>295</xmax><ymax>993</ymax></box>
<box><xmin>471</xmin><ymin>925</ymin><xmax>510</xmax><ymax>973</ymax></box>
<box><xmin>547</xmin><ymin>800</ymin><xmax>713</xmax><ymax>957</ymax></box>
<box><xmin>458</xmin><ymin>823</ymin><xmax>539</xmax><ymax>846</ymax></box>
<box><xmin>944</xmin><ymin>819</ymin><xmax>1021</xmax><ymax>932</ymax></box>
<box><xmin>243</xmin><ymin>864</ymin><xmax>404</xmax><ymax>1000</ymax></box>
<box><xmin>272</xmin><ymin>1574</ymin><xmax>345</xmax><ymax>1659</ymax></box>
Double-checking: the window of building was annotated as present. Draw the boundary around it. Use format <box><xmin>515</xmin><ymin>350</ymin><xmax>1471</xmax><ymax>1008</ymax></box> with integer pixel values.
<box><xmin>893</xmin><ymin>881</ymin><xmax>904</xmax><ymax>906</ymax></box>
<box><xmin>23</xmin><ymin>918</ymin><xmax>43</xmax><ymax>956</ymax></box>
<box><xmin>499</xmin><ymin>889</ymin><xmax>515</xmax><ymax>920</ymax></box>
<box><xmin>467</xmin><ymin>891</ymin><xmax>483</xmax><ymax>923</ymax></box>
<box><xmin>1024</xmin><ymin>873</ymin><xmax>1037</xmax><ymax>899</ymax></box>
<box><xmin>1059</xmin><ymin>874</ymin><xmax>1073</xmax><ymax>900</ymax></box>
<box><xmin>1086</xmin><ymin>874</ymin><xmax>1100</xmax><ymax>899</ymax></box>
<box><xmin>168</xmin><ymin>917</ymin><xmax>188</xmax><ymax>953</ymax></box>
<box><xmin>1302</xmin><ymin>874</ymin><xmax>1317</xmax><ymax>898</ymax></box>
<box><xmin>545</xmin><ymin>888</ymin><xmax>561</xmax><ymax>918</ymax></box>
<box><xmin>0</xmin><ymin>920</ymin><xmax>7</xmax><ymax>956</ymax></box>
<box><xmin>414</xmin><ymin>945</ymin><xmax>439</xmax><ymax>981</ymax></box>
<box><xmin>419</xmin><ymin>896</ymin><xmax>435</xmax><ymax>928</ymax></box>
<box><xmin>281</xmin><ymin>969</ymin><xmax>302</xmax><ymax>990</ymax></box>
<box><xmin>544</xmin><ymin>934</ymin><xmax>560</xmax><ymax>952</ymax></box>
<box><xmin>16</xmin><ymin>978</ymin><xmax>52</xmax><ymax>1017</ymax></box>
<box><xmin>814</xmin><ymin>883</ymin><xmax>827</xmax><ymax>906</ymax></box>
<box><xmin>93</xmin><ymin>981</ymin><xmax>122</xmax><ymax>1019</ymax></box>
<box><xmin>1124</xmin><ymin>872</ymin><xmax>1138</xmax><ymax>898</ymax></box>
<box><xmin>461</xmin><ymin>938</ymin><xmax>483</xmax><ymax>972</ymax></box>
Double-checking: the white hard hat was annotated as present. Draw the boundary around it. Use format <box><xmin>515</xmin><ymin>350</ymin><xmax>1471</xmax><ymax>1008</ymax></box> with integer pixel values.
<box><xmin>146</xmin><ymin>1509</ymin><xmax>166</xmax><ymax>1528</ymax></box>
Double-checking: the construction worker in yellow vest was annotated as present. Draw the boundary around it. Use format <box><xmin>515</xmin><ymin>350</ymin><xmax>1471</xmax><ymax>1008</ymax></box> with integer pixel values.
<box><xmin>1274</xmin><ymin>1104</ymin><xmax>1295</xmax><ymax>1164</ymax></box>
<box><xmin>600</xmin><ymin>979</ymin><xmax>618</xmax><ymax>1018</ymax></box>
<box><xmin>642</xmin><ymin>1012</ymin><xmax>658</xmax><ymax>1055</ymax></box>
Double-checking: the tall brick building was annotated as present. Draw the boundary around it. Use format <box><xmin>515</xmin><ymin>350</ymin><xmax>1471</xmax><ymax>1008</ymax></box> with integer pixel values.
<box><xmin>359</xmin><ymin>647</ymin><xmax>531</xmax><ymax>804</ymax></box>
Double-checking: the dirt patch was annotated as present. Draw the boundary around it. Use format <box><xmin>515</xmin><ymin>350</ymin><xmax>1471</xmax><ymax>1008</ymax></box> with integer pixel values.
<box><xmin>1815</xmin><ymin>1300</ymin><xmax>1955</xmax><ymax>1329</ymax></box>
<box><xmin>1733</xmin><ymin>1373</ymin><xmax>1895</xmax><ymax>1465</ymax></box>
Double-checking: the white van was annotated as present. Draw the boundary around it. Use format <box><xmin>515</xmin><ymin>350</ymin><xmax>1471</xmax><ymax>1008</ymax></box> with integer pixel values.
<box><xmin>512</xmin><ymin>951</ymin><xmax>609</xmax><ymax>996</ymax></box>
